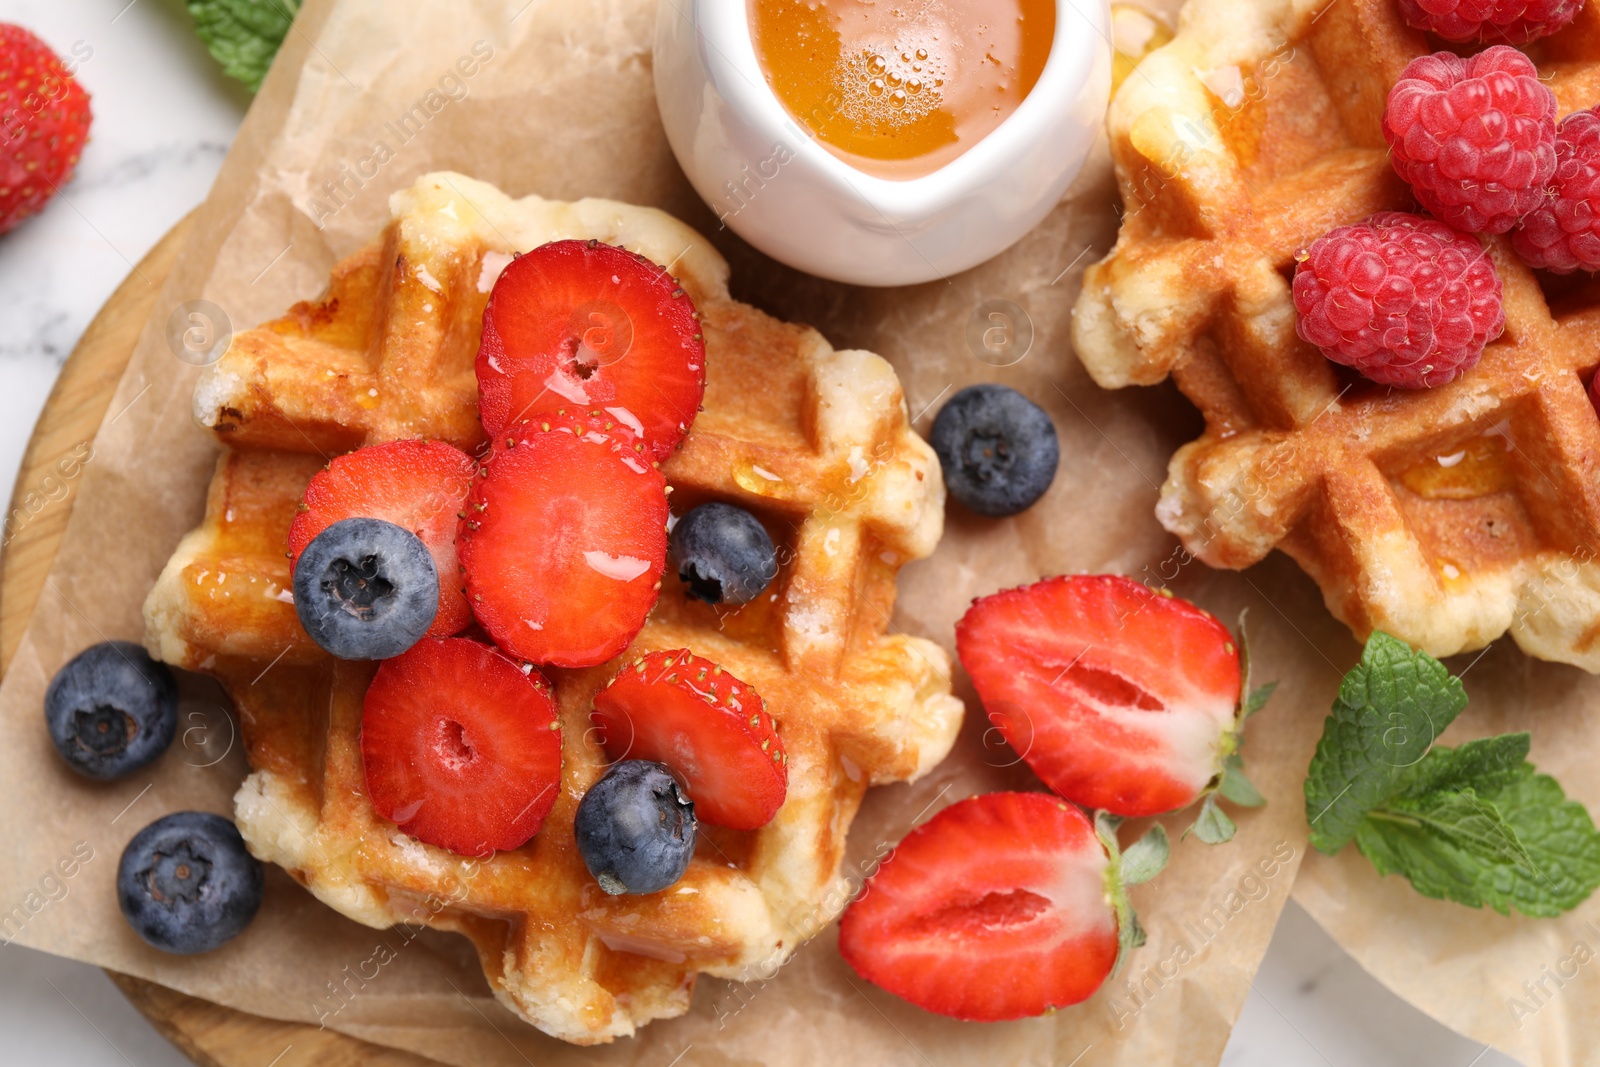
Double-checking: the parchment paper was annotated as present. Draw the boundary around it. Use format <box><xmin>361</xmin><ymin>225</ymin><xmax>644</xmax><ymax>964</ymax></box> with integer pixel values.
<box><xmin>0</xmin><ymin>0</ymin><xmax>1427</xmax><ymax>1064</ymax></box>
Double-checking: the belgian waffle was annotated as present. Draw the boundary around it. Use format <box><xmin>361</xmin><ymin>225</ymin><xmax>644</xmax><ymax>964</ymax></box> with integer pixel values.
<box><xmin>142</xmin><ymin>173</ymin><xmax>963</xmax><ymax>1044</ymax></box>
<box><xmin>1074</xmin><ymin>0</ymin><xmax>1600</xmax><ymax>669</ymax></box>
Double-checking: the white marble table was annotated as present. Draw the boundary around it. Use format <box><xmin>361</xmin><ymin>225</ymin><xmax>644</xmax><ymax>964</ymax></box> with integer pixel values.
<box><xmin>0</xmin><ymin>2</ymin><xmax>1519</xmax><ymax>1065</ymax></box>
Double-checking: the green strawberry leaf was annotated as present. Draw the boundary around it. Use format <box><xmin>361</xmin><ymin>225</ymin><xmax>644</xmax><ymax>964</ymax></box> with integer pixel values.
<box><xmin>1304</xmin><ymin>631</ymin><xmax>1467</xmax><ymax>853</ymax></box>
<box><xmin>1237</xmin><ymin>613</ymin><xmax>1275</xmax><ymax>720</ymax></box>
<box><xmin>1198</xmin><ymin>611</ymin><xmax>1272</xmax><ymax>832</ymax></box>
<box><xmin>1119</xmin><ymin>823</ymin><xmax>1170</xmax><ymax>885</ymax></box>
<box><xmin>1122</xmin><ymin>908</ymin><xmax>1147</xmax><ymax>952</ymax></box>
<box><xmin>1095</xmin><ymin>811</ymin><xmax>1152</xmax><ymax>973</ymax></box>
<box><xmin>1237</xmin><ymin>609</ymin><xmax>1254</xmax><ymax>679</ymax></box>
<box><xmin>1188</xmin><ymin>793</ymin><xmax>1237</xmax><ymax>844</ymax></box>
<box><xmin>1236</xmin><ymin>609</ymin><xmax>1276</xmax><ymax>717</ymax></box>
<box><xmin>1244</xmin><ymin>681</ymin><xmax>1277</xmax><ymax>718</ymax></box>
<box><xmin>189</xmin><ymin>0</ymin><xmax>301</xmax><ymax>92</ymax></box>
<box><xmin>1218</xmin><ymin>753</ymin><xmax>1267</xmax><ymax>808</ymax></box>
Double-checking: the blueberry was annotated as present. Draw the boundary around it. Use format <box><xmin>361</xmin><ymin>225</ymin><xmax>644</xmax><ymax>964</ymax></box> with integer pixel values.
<box><xmin>45</xmin><ymin>641</ymin><xmax>177</xmax><ymax>781</ymax></box>
<box><xmin>930</xmin><ymin>384</ymin><xmax>1060</xmax><ymax>517</ymax></box>
<box><xmin>670</xmin><ymin>502</ymin><xmax>777</xmax><ymax>605</ymax></box>
<box><xmin>293</xmin><ymin>517</ymin><xmax>438</xmax><ymax>660</ymax></box>
<box><xmin>574</xmin><ymin>760</ymin><xmax>696</xmax><ymax>895</ymax></box>
<box><xmin>116</xmin><ymin>811</ymin><xmax>263</xmax><ymax>954</ymax></box>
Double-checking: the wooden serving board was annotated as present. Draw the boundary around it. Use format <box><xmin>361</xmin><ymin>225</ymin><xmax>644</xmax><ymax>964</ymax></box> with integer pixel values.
<box><xmin>0</xmin><ymin>216</ymin><xmax>438</xmax><ymax>1067</ymax></box>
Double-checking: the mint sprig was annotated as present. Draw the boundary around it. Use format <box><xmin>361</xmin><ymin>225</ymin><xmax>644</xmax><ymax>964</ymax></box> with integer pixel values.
<box><xmin>1304</xmin><ymin>633</ymin><xmax>1600</xmax><ymax>917</ymax></box>
<box><xmin>1305</xmin><ymin>631</ymin><xmax>1467</xmax><ymax>852</ymax></box>
<box><xmin>189</xmin><ymin>0</ymin><xmax>301</xmax><ymax>92</ymax></box>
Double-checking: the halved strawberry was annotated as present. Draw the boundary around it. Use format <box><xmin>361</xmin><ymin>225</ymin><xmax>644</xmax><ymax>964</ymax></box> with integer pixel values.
<box><xmin>475</xmin><ymin>240</ymin><xmax>705</xmax><ymax>460</ymax></box>
<box><xmin>956</xmin><ymin>575</ymin><xmax>1244</xmax><ymax>818</ymax></box>
<box><xmin>288</xmin><ymin>439</ymin><xmax>476</xmax><ymax>636</ymax></box>
<box><xmin>361</xmin><ymin>637</ymin><xmax>561</xmax><ymax>856</ymax></box>
<box><xmin>458</xmin><ymin>412</ymin><xmax>668</xmax><ymax>667</ymax></box>
<box><xmin>590</xmin><ymin>649</ymin><xmax>785</xmax><ymax>829</ymax></box>
<box><xmin>839</xmin><ymin>792</ymin><xmax>1124</xmax><ymax>1021</ymax></box>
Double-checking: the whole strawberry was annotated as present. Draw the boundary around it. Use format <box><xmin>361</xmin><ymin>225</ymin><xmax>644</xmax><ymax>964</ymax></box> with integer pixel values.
<box><xmin>1294</xmin><ymin>211</ymin><xmax>1504</xmax><ymax>389</ymax></box>
<box><xmin>0</xmin><ymin>24</ymin><xmax>92</xmax><ymax>236</ymax></box>
<box><xmin>1382</xmin><ymin>46</ymin><xmax>1556</xmax><ymax>235</ymax></box>
<box><xmin>1397</xmin><ymin>0</ymin><xmax>1582</xmax><ymax>44</ymax></box>
<box><xmin>1514</xmin><ymin>106</ymin><xmax>1600</xmax><ymax>273</ymax></box>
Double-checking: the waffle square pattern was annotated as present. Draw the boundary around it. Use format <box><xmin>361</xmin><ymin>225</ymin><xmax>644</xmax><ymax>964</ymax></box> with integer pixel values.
<box><xmin>1075</xmin><ymin>0</ymin><xmax>1600</xmax><ymax>669</ymax></box>
<box><xmin>144</xmin><ymin>173</ymin><xmax>962</xmax><ymax>1043</ymax></box>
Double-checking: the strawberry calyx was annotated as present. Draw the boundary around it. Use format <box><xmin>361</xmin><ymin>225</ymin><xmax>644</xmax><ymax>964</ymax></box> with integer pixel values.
<box><xmin>1094</xmin><ymin>811</ymin><xmax>1169</xmax><ymax>973</ymax></box>
<box><xmin>1188</xmin><ymin>611</ymin><xmax>1276</xmax><ymax>844</ymax></box>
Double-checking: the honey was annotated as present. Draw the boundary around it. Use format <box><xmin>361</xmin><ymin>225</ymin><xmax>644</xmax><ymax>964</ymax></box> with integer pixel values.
<box><xmin>749</xmin><ymin>0</ymin><xmax>1056</xmax><ymax>180</ymax></box>
<box><xmin>734</xmin><ymin>459</ymin><xmax>795</xmax><ymax>500</ymax></box>
<box><xmin>1397</xmin><ymin>433</ymin><xmax>1517</xmax><ymax>501</ymax></box>
<box><xmin>1437</xmin><ymin>558</ymin><xmax>1469</xmax><ymax>590</ymax></box>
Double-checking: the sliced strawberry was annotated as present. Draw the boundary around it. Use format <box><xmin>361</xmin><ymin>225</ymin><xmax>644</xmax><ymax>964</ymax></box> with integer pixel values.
<box><xmin>361</xmin><ymin>637</ymin><xmax>562</xmax><ymax>856</ymax></box>
<box><xmin>288</xmin><ymin>439</ymin><xmax>476</xmax><ymax>636</ymax></box>
<box><xmin>591</xmin><ymin>649</ymin><xmax>785</xmax><ymax>829</ymax></box>
<box><xmin>839</xmin><ymin>792</ymin><xmax>1120</xmax><ymax>1021</ymax></box>
<box><xmin>475</xmin><ymin>239</ymin><xmax>705</xmax><ymax>460</ymax></box>
<box><xmin>458</xmin><ymin>412</ymin><xmax>668</xmax><ymax>667</ymax></box>
<box><xmin>956</xmin><ymin>575</ymin><xmax>1242</xmax><ymax>817</ymax></box>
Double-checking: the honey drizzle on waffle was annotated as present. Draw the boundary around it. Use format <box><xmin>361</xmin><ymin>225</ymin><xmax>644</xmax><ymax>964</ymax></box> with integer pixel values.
<box><xmin>144</xmin><ymin>173</ymin><xmax>962</xmax><ymax>1044</ymax></box>
<box><xmin>1074</xmin><ymin>0</ymin><xmax>1600</xmax><ymax>668</ymax></box>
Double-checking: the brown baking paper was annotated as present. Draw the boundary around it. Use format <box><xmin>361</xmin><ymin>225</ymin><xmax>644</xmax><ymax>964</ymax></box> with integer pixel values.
<box><xmin>0</xmin><ymin>0</ymin><xmax>1359</xmax><ymax>1063</ymax></box>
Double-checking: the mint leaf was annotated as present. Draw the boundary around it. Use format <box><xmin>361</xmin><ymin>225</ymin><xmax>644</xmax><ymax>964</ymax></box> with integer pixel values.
<box><xmin>1471</xmin><ymin>769</ymin><xmax>1600</xmax><ymax>917</ymax></box>
<box><xmin>1303</xmin><ymin>634</ymin><xmax>1600</xmax><ymax>918</ymax></box>
<box><xmin>1354</xmin><ymin>787</ymin><xmax>1527</xmax><ymax>910</ymax></box>
<box><xmin>1398</xmin><ymin>733</ymin><xmax>1530</xmax><ymax>798</ymax></box>
<box><xmin>1304</xmin><ymin>631</ymin><xmax>1466</xmax><ymax>853</ymax></box>
<box><xmin>189</xmin><ymin>0</ymin><xmax>300</xmax><ymax>92</ymax></box>
<box><xmin>1356</xmin><ymin>770</ymin><xmax>1600</xmax><ymax>917</ymax></box>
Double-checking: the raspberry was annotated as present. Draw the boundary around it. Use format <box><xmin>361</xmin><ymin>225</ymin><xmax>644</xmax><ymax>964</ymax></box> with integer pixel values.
<box><xmin>1382</xmin><ymin>46</ymin><xmax>1558</xmax><ymax>234</ymax></box>
<box><xmin>1397</xmin><ymin>0</ymin><xmax>1581</xmax><ymax>44</ymax></box>
<box><xmin>1292</xmin><ymin>211</ymin><xmax>1504</xmax><ymax>389</ymax></box>
<box><xmin>1512</xmin><ymin>107</ymin><xmax>1600</xmax><ymax>272</ymax></box>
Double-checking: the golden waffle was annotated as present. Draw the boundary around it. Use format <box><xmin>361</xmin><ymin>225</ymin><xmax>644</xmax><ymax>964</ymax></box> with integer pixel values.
<box><xmin>142</xmin><ymin>173</ymin><xmax>962</xmax><ymax>1044</ymax></box>
<box><xmin>1074</xmin><ymin>0</ymin><xmax>1600</xmax><ymax>669</ymax></box>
